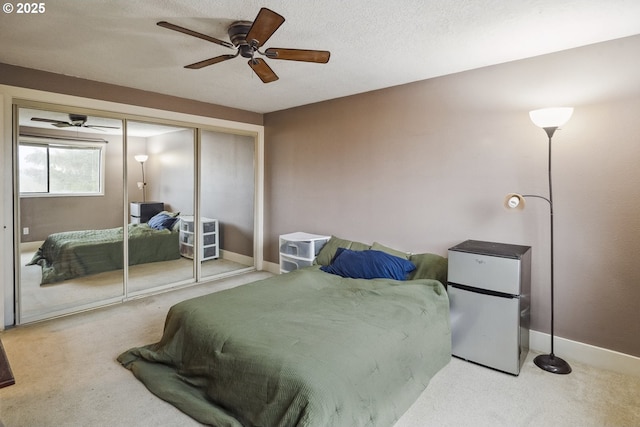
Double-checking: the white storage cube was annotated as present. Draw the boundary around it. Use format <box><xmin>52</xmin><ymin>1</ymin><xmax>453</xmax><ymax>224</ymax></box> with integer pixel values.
<box><xmin>178</xmin><ymin>216</ymin><xmax>219</xmax><ymax>261</ymax></box>
<box><xmin>279</xmin><ymin>232</ymin><xmax>330</xmax><ymax>273</ymax></box>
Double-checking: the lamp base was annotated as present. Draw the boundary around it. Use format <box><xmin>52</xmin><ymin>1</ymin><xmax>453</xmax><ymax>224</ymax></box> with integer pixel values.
<box><xmin>534</xmin><ymin>353</ymin><xmax>572</xmax><ymax>374</ymax></box>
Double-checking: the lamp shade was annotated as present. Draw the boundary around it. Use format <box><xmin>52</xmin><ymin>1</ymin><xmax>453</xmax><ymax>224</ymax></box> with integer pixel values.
<box><xmin>504</xmin><ymin>193</ymin><xmax>525</xmax><ymax>210</ymax></box>
<box><xmin>529</xmin><ymin>107</ymin><xmax>573</xmax><ymax>128</ymax></box>
<box><xmin>134</xmin><ymin>154</ymin><xmax>148</xmax><ymax>163</ymax></box>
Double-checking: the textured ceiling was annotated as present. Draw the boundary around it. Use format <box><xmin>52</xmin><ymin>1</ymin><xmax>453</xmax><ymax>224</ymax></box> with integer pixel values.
<box><xmin>1</xmin><ymin>0</ymin><xmax>640</xmax><ymax>114</ymax></box>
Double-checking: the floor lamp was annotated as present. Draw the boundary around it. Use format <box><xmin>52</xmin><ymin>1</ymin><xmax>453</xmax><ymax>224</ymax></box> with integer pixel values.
<box><xmin>505</xmin><ymin>107</ymin><xmax>573</xmax><ymax>375</ymax></box>
<box><xmin>134</xmin><ymin>154</ymin><xmax>148</xmax><ymax>202</ymax></box>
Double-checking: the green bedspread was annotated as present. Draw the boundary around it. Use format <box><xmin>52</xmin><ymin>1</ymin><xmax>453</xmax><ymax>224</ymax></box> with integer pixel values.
<box><xmin>118</xmin><ymin>266</ymin><xmax>451</xmax><ymax>427</ymax></box>
<box><xmin>27</xmin><ymin>223</ymin><xmax>180</xmax><ymax>285</ymax></box>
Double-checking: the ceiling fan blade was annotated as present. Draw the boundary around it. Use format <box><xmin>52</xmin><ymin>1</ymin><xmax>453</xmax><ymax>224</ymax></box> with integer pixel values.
<box><xmin>246</xmin><ymin>8</ymin><xmax>285</xmax><ymax>48</ymax></box>
<box><xmin>265</xmin><ymin>48</ymin><xmax>330</xmax><ymax>63</ymax></box>
<box><xmin>157</xmin><ymin>21</ymin><xmax>235</xmax><ymax>49</ymax></box>
<box><xmin>248</xmin><ymin>58</ymin><xmax>279</xmax><ymax>83</ymax></box>
<box><xmin>53</xmin><ymin>123</ymin><xmax>73</xmax><ymax>128</ymax></box>
<box><xmin>185</xmin><ymin>54</ymin><xmax>238</xmax><ymax>69</ymax></box>
<box><xmin>31</xmin><ymin>117</ymin><xmax>67</xmax><ymax>125</ymax></box>
<box><xmin>86</xmin><ymin>125</ymin><xmax>121</xmax><ymax>130</ymax></box>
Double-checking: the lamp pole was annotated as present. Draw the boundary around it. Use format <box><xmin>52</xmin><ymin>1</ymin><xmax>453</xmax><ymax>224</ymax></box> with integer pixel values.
<box><xmin>140</xmin><ymin>161</ymin><xmax>146</xmax><ymax>202</ymax></box>
<box><xmin>134</xmin><ymin>154</ymin><xmax>149</xmax><ymax>203</ymax></box>
<box><xmin>506</xmin><ymin>107</ymin><xmax>573</xmax><ymax>374</ymax></box>
<box><xmin>532</xmin><ymin>126</ymin><xmax>571</xmax><ymax>374</ymax></box>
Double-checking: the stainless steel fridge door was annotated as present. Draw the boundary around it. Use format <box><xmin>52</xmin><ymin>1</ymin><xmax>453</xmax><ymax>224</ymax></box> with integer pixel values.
<box><xmin>449</xmin><ymin>285</ymin><xmax>522</xmax><ymax>375</ymax></box>
<box><xmin>448</xmin><ymin>250</ymin><xmax>523</xmax><ymax>295</ymax></box>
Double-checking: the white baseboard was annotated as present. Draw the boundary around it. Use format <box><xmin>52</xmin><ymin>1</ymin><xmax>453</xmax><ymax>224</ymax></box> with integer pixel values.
<box><xmin>529</xmin><ymin>330</ymin><xmax>640</xmax><ymax>377</ymax></box>
<box><xmin>221</xmin><ymin>250</ymin><xmax>254</xmax><ymax>266</ymax></box>
<box><xmin>262</xmin><ymin>260</ymin><xmax>280</xmax><ymax>275</ymax></box>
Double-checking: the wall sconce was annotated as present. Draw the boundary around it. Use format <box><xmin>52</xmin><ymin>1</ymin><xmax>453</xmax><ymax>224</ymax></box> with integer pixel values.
<box><xmin>134</xmin><ymin>154</ymin><xmax>148</xmax><ymax>202</ymax></box>
<box><xmin>505</xmin><ymin>107</ymin><xmax>573</xmax><ymax>375</ymax></box>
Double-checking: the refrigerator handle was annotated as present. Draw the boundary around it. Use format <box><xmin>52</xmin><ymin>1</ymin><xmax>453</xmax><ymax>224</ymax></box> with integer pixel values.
<box><xmin>448</xmin><ymin>282</ymin><xmax>519</xmax><ymax>299</ymax></box>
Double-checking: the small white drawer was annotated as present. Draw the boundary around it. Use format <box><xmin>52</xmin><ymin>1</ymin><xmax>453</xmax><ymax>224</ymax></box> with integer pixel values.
<box><xmin>180</xmin><ymin>233</ymin><xmax>217</xmax><ymax>246</ymax></box>
<box><xmin>179</xmin><ymin>217</ymin><xmax>217</xmax><ymax>233</ymax></box>
<box><xmin>203</xmin><ymin>245</ymin><xmax>218</xmax><ymax>259</ymax></box>
<box><xmin>280</xmin><ymin>254</ymin><xmax>313</xmax><ymax>273</ymax></box>
<box><xmin>202</xmin><ymin>221</ymin><xmax>217</xmax><ymax>233</ymax></box>
<box><xmin>279</xmin><ymin>240</ymin><xmax>317</xmax><ymax>259</ymax></box>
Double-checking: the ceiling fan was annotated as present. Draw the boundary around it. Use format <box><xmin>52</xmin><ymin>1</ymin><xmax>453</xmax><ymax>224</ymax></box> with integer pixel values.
<box><xmin>31</xmin><ymin>114</ymin><xmax>120</xmax><ymax>131</ymax></box>
<box><xmin>157</xmin><ymin>7</ymin><xmax>330</xmax><ymax>83</ymax></box>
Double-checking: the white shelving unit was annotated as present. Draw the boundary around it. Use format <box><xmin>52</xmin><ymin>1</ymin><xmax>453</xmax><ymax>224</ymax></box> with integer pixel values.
<box><xmin>179</xmin><ymin>216</ymin><xmax>219</xmax><ymax>261</ymax></box>
<box><xmin>279</xmin><ymin>232</ymin><xmax>330</xmax><ymax>273</ymax></box>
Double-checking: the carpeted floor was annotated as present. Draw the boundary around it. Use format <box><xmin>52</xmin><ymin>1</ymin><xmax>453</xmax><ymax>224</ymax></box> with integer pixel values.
<box><xmin>1</xmin><ymin>270</ymin><xmax>639</xmax><ymax>427</ymax></box>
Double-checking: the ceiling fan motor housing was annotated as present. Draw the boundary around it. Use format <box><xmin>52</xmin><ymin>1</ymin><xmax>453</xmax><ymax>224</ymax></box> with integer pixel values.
<box><xmin>228</xmin><ymin>21</ymin><xmax>255</xmax><ymax>58</ymax></box>
<box><xmin>68</xmin><ymin>114</ymin><xmax>87</xmax><ymax>126</ymax></box>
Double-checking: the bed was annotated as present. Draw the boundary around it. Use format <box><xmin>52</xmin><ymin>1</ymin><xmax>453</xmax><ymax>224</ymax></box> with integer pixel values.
<box><xmin>27</xmin><ymin>212</ymin><xmax>181</xmax><ymax>285</ymax></box>
<box><xmin>118</xmin><ymin>236</ymin><xmax>451</xmax><ymax>427</ymax></box>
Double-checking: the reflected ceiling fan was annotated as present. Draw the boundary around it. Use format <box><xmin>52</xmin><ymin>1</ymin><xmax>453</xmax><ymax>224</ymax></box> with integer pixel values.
<box><xmin>31</xmin><ymin>114</ymin><xmax>120</xmax><ymax>131</ymax></box>
<box><xmin>157</xmin><ymin>7</ymin><xmax>330</xmax><ymax>83</ymax></box>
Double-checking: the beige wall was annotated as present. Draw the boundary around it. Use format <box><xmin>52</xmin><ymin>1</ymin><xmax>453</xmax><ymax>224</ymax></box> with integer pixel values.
<box><xmin>264</xmin><ymin>35</ymin><xmax>640</xmax><ymax>357</ymax></box>
<box><xmin>143</xmin><ymin>128</ymin><xmax>195</xmax><ymax>214</ymax></box>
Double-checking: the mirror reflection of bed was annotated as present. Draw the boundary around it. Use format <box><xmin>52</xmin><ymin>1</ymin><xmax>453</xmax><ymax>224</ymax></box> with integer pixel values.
<box><xmin>17</xmin><ymin>106</ymin><xmax>257</xmax><ymax>323</ymax></box>
<box><xmin>19</xmin><ymin>239</ymin><xmax>249</xmax><ymax>320</ymax></box>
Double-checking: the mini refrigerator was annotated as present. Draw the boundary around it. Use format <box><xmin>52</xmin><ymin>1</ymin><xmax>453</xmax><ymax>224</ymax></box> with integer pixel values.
<box><xmin>448</xmin><ymin>240</ymin><xmax>531</xmax><ymax>375</ymax></box>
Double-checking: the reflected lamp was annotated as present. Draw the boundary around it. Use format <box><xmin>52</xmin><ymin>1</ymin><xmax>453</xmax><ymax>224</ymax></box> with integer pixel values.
<box><xmin>135</xmin><ymin>154</ymin><xmax>148</xmax><ymax>202</ymax></box>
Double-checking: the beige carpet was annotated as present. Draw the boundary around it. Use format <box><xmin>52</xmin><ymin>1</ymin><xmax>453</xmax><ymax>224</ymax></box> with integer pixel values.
<box><xmin>1</xmin><ymin>270</ymin><xmax>639</xmax><ymax>427</ymax></box>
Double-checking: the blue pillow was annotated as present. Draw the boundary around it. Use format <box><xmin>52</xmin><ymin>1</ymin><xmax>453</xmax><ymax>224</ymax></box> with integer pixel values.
<box><xmin>148</xmin><ymin>213</ymin><xmax>178</xmax><ymax>230</ymax></box>
<box><xmin>320</xmin><ymin>248</ymin><xmax>416</xmax><ymax>281</ymax></box>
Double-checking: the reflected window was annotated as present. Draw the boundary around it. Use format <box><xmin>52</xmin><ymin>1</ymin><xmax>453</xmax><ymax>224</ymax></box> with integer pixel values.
<box><xmin>19</xmin><ymin>139</ymin><xmax>105</xmax><ymax>195</ymax></box>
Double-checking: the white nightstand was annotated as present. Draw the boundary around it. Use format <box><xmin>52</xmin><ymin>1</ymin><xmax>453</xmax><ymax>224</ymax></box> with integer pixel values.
<box><xmin>179</xmin><ymin>216</ymin><xmax>219</xmax><ymax>261</ymax></box>
<box><xmin>279</xmin><ymin>232</ymin><xmax>330</xmax><ymax>273</ymax></box>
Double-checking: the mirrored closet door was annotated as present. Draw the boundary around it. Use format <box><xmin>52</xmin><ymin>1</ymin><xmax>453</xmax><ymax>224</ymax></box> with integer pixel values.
<box><xmin>199</xmin><ymin>130</ymin><xmax>255</xmax><ymax>279</ymax></box>
<box><xmin>126</xmin><ymin>121</ymin><xmax>195</xmax><ymax>294</ymax></box>
<box><xmin>14</xmin><ymin>102</ymin><xmax>259</xmax><ymax>324</ymax></box>
<box><xmin>17</xmin><ymin>106</ymin><xmax>126</xmax><ymax>323</ymax></box>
